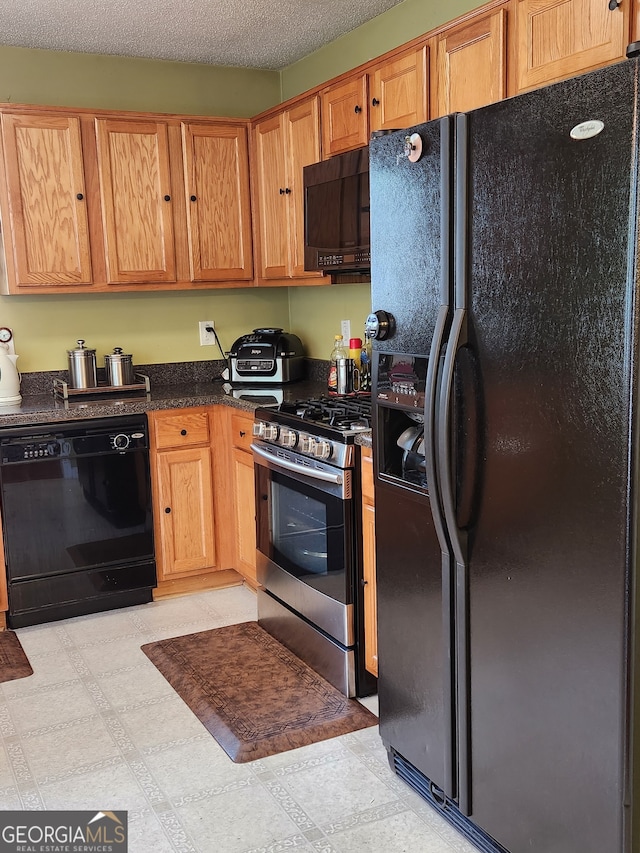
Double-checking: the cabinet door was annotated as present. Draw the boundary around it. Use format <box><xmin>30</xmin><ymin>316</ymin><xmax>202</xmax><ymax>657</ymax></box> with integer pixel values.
<box><xmin>321</xmin><ymin>74</ymin><xmax>369</xmax><ymax>158</ymax></box>
<box><xmin>0</xmin><ymin>113</ymin><xmax>92</xmax><ymax>287</ymax></box>
<box><xmin>435</xmin><ymin>9</ymin><xmax>507</xmax><ymax>117</ymax></box>
<box><xmin>232</xmin><ymin>448</ymin><xmax>258</xmax><ymax>585</ymax></box>
<box><xmin>253</xmin><ymin>115</ymin><xmax>289</xmax><ymax>278</ymax></box>
<box><xmin>362</xmin><ymin>500</ymin><xmax>378</xmax><ymax>677</ymax></box>
<box><xmin>285</xmin><ymin>98</ymin><xmax>323</xmax><ymax>279</ymax></box>
<box><xmin>95</xmin><ymin>118</ymin><xmax>176</xmax><ymax>284</ymax></box>
<box><xmin>182</xmin><ymin>122</ymin><xmax>252</xmax><ymax>281</ymax></box>
<box><xmin>361</xmin><ymin>449</ymin><xmax>377</xmax><ymax>676</ymax></box>
<box><xmin>155</xmin><ymin>446</ymin><xmax>215</xmax><ymax>579</ymax></box>
<box><xmin>369</xmin><ymin>46</ymin><xmax>428</xmax><ymax>132</ymax></box>
<box><xmin>515</xmin><ymin>0</ymin><xmax>629</xmax><ymax>92</ymax></box>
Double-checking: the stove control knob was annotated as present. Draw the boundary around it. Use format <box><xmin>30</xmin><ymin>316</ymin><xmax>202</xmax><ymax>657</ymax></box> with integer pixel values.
<box><xmin>314</xmin><ymin>440</ymin><xmax>332</xmax><ymax>460</ymax></box>
<box><xmin>252</xmin><ymin>421</ymin><xmax>266</xmax><ymax>438</ymax></box>
<box><xmin>263</xmin><ymin>423</ymin><xmax>279</xmax><ymax>441</ymax></box>
<box><xmin>299</xmin><ymin>435</ymin><xmax>315</xmax><ymax>454</ymax></box>
<box><xmin>279</xmin><ymin>428</ymin><xmax>297</xmax><ymax>448</ymax></box>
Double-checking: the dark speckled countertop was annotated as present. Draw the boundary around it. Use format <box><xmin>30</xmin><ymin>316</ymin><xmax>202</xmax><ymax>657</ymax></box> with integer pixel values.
<box><xmin>0</xmin><ymin>359</ymin><xmax>373</xmax><ymax>447</ymax></box>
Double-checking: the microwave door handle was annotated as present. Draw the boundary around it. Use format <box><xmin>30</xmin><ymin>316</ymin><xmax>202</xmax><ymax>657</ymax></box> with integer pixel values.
<box><xmin>251</xmin><ymin>444</ymin><xmax>344</xmax><ymax>485</ymax></box>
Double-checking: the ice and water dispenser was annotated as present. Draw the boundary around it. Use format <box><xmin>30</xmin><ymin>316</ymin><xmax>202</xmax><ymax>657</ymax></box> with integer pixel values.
<box><xmin>375</xmin><ymin>353</ymin><xmax>428</xmax><ymax>490</ymax></box>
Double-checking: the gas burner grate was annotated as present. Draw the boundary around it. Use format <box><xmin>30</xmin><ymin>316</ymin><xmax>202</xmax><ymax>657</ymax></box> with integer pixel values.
<box><xmin>277</xmin><ymin>396</ymin><xmax>372</xmax><ymax>432</ymax></box>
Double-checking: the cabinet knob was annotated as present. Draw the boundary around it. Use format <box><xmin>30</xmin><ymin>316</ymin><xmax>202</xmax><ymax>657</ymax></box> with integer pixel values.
<box><xmin>371</xmin><ymin>98</ymin><xmax>380</xmax><ymax>107</ymax></box>
<box><xmin>190</xmin><ymin>195</ymin><xmax>197</xmax><ymax>202</ymax></box>
<box><xmin>285</xmin><ymin>187</ymin><xmax>291</xmax><ymax>194</ymax></box>
<box><xmin>239</xmin><ymin>430</ymin><xmax>246</xmax><ymax>437</ymax></box>
<box><xmin>354</xmin><ymin>105</ymin><xmax>362</xmax><ymax>114</ymax></box>
<box><xmin>180</xmin><ymin>429</ymin><xmax>187</xmax><ymax>436</ymax></box>
<box><xmin>165</xmin><ymin>507</ymin><xmax>171</xmax><ymax>514</ymax></box>
<box><xmin>164</xmin><ymin>194</ymin><xmax>171</xmax><ymax>201</ymax></box>
<box><xmin>608</xmin><ymin>0</ymin><xmax>621</xmax><ymax>7</ymax></box>
<box><xmin>76</xmin><ymin>193</ymin><xmax>84</xmax><ymax>200</ymax></box>
<box><xmin>279</xmin><ymin>188</ymin><xmax>286</xmax><ymax>194</ymax></box>
<box><xmin>361</xmin><ymin>578</ymin><xmax>368</xmax><ymax>586</ymax></box>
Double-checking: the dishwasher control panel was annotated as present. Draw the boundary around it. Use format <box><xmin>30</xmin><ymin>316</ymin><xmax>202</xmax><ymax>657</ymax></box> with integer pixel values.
<box><xmin>0</xmin><ymin>417</ymin><xmax>149</xmax><ymax>464</ymax></box>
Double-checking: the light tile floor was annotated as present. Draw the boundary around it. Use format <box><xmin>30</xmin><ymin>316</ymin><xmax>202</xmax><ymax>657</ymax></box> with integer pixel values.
<box><xmin>0</xmin><ymin>586</ymin><xmax>479</xmax><ymax>853</ymax></box>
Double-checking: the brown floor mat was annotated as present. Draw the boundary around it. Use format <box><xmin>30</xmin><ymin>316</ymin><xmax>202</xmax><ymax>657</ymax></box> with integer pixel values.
<box><xmin>0</xmin><ymin>630</ymin><xmax>33</xmax><ymax>683</ymax></box>
<box><xmin>141</xmin><ymin>621</ymin><xmax>377</xmax><ymax>762</ymax></box>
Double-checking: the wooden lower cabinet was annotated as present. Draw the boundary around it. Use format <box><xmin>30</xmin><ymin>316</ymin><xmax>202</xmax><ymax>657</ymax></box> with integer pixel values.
<box><xmin>148</xmin><ymin>408</ymin><xmax>217</xmax><ymax>582</ymax></box>
<box><xmin>228</xmin><ymin>411</ymin><xmax>258</xmax><ymax>586</ymax></box>
<box><xmin>360</xmin><ymin>446</ymin><xmax>378</xmax><ymax>677</ymax></box>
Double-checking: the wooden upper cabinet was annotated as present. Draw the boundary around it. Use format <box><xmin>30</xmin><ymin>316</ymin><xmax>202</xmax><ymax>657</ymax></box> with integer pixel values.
<box><xmin>253</xmin><ymin>95</ymin><xmax>322</xmax><ymax>281</ymax></box>
<box><xmin>515</xmin><ymin>0</ymin><xmax>630</xmax><ymax>92</ymax></box>
<box><xmin>284</xmin><ymin>99</ymin><xmax>322</xmax><ymax>279</ymax></box>
<box><xmin>254</xmin><ymin>114</ymin><xmax>289</xmax><ymax>278</ymax></box>
<box><xmin>95</xmin><ymin>117</ymin><xmax>176</xmax><ymax>285</ymax></box>
<box><xmin>181</xmin><ymin>122</ymin><xmax>252</xmax><ymax>282</ymax></box>
<box><xmin>369</xmin><ymin>45</ymin><xmax>429</xmax><ymax>132</ymax></box>
<box><xmin>321</xmin><ymin>74</ymin><xmax>369</xmax><ymax>158</ymax></box>
<box><xmin>0</xmin><ymin>113</ymin><xmax>93</xmax><ymax>287</ymax></box>
<box><xmin>435</xmin><ymin>8</ymin><xmax>508</xmax><ymax>117</ymax></box>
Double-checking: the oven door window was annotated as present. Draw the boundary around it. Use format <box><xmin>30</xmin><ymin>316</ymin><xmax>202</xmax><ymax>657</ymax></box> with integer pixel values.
<box><xmin>267</xmin><ymin>470</ymin><xmax>351</xmax><ymax>604</ymax></box>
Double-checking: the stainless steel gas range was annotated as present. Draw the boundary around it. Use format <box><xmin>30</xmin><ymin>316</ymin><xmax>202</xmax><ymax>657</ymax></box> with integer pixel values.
<box><xmin>252</xmin><ymin>396</ymin><xmax>376</xmax><ymax>698</ymax></box>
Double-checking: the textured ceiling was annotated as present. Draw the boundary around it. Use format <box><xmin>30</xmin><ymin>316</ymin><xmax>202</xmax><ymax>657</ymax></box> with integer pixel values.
<box><xmin>0</xmin><ymin>0</ymin><xmax>407</xmax><ymax>70</ymax></box>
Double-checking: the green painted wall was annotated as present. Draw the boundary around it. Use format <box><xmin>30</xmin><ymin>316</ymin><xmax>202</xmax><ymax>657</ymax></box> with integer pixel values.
<box><xmin>0</xmin><ymin>45</ymin><xmax>280</xmax><ymax>117</ymax></box>
<box><xmin>0</xmin><ymin>1</ymin><xmax>480</xmax><ymax>369</ymax></box>
<box><xmin>4</xmin><ymin>288</ymin><xmax>290</xmax><ymax>373</ymax></box>
<box><xmin>287</xmin><ymin>283</ymin><xmax>372</xmax><ymax>362</ymax></box>
<box><xmin>280</xmin><ymin>0</ymin><xmax>481</xmax><ymax>355</ymax></box>
<box><xmin>280</xmin><ymin>0</ymin><xmax>480</xmax><ymax>100</ymax></box>
<box><xmin>0</xmin><ymin>45</ymin><xmax>287</xmax><ymax>372</ymax></box>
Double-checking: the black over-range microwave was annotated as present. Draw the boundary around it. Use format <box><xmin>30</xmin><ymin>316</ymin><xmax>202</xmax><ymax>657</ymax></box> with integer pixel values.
<box><xmin>303</xmin><ymin>146</ymin><xmax>370</xmax><ymax>274</ymax></box>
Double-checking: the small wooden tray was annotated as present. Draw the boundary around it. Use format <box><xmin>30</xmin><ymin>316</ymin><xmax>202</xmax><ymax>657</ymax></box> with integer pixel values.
<box><xmin>53</xmin><ymin>373</ymin><xmax>151</xmax><ymax>400</ymax></box>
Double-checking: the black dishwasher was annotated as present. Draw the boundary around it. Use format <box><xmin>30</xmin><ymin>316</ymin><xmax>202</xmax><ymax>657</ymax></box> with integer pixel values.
<box><xmin>0</xmin><ymin>415</ymin><xmax>156</xmax><ymax>628</ymax></box>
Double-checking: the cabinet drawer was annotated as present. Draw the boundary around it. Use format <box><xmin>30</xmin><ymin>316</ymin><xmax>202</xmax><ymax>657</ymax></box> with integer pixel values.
<box><xmin>231</xmin><ymin>412</ymin><xmax>254</xmax><ymax>452</ymax></box>
<box><xmin>152</xmin><ymin>410</ymin><xmax>210</xmax><ymax>449</ymax></box>
<box><xmin>361</xmin><ymin>447</ymin><xmax>374</xmax><ymax>503</ymax></box>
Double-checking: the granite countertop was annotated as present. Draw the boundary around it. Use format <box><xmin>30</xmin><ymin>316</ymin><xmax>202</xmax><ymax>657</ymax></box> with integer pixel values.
<box><xmin>0</xmin><ymin>379</ymin><xmax>328</xmax><ymax>426</ymax></box>
<box><xmin>0</xmin><ymin>360</ymin><xmax>373</xmax><ymax>446</ymax></box>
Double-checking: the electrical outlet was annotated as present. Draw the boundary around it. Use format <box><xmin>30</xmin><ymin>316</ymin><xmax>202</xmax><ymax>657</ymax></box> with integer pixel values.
<box><xmin>199</xmin><ymin>320</ymin><xmax>216</xmax><ymax>346</ymax></box>
<box><xmin>341</xmin><ymin>319</ymin><xmax>351</xmax><ymax>342</ymax></box>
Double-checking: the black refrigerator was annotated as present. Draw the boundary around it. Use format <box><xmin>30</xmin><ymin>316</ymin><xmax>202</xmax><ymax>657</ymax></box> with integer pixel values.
<box><xmin>369</xmin><ymin>58</ymin><xmax>640</xmax><ymax>853</ymax></box>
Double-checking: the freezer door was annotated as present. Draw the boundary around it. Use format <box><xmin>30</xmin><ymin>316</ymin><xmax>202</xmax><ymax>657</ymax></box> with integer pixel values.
<box><xmin>376</xmin><ymin>481</ymin><xmax>455</xmax><ymax>794</ymax></box>
<box><xmin>370</xmin><ymin>118</ymin><xmax>449</xmax><ymax>356</ymax></box>
<box><xmin>463</xmin><ymin>59</ymin><xmax>637</xmax><ymax>852</ymax></box>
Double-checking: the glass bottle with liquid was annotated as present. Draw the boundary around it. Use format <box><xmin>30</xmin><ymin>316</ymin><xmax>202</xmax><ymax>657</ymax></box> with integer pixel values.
<box><xmin>328</xmin><ymin>334</ymin><xmax>348</xmax><ymax>394</ymax></box>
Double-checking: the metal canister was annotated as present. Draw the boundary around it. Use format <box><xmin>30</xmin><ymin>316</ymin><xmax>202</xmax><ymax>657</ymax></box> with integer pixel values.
<box><xmin>104</xmin><ymin>347</ymin><xmax>135</xmax><ymax>387</ymax></box>
<box><xmin>336</xmin><ymin>358</ymin><xmax>352</xmax><ymax>395</ymax></box>
<box><xmin>67</xmin><ymin>340</ymin><xmax>97</xmax><ymax>389</ymax></box>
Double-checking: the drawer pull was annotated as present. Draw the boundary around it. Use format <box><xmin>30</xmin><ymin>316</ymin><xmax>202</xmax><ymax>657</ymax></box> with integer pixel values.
<box><xmin>180</xmin><ymin>429</ymin><xmax>187</xmax><ymax>436</ymax></box>
<box><xmin>165</xmin><ymin>507</ymin><xmax>171</xmax><ymax>514</ymax></box>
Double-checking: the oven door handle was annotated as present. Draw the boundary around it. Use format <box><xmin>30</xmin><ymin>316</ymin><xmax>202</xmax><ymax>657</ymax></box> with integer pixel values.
<box><xmin>251</xmin><ymin>444</ymin><xmax>344</xmax><ymax>485</ymax></box>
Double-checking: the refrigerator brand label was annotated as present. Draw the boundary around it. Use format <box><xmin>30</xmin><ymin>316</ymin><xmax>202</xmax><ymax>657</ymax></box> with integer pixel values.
<box><xmin>570</xmin><ymin>120</ymin><xmax>604</xmax><ymax>140</ymax></box>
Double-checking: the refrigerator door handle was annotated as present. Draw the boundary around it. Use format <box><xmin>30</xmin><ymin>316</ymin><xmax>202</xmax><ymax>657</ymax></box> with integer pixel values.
<box><xmin>425</xmin><ymin>302</ymin><xmax>451</xmax><ymax>553</ymax></box>
<box><xmin>437</xmin><ymin>306</ymin><xmax>467</xmax><ymax>567</ymax></box>
<box><xmin>437</xmin><ymin>303</ymin><xmax>471</xmax><ymax>816</ymax></box>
